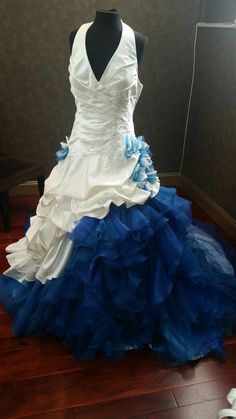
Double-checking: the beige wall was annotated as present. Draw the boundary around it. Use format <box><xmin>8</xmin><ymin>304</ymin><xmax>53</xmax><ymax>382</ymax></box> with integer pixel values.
<box><xmin>0</xmin><ymin>0</ymin><xmax>205</xmax><ymax>174</ymax></box>
<box><xmin>182</xmin><ymin>3</ymin><xmax>236</xmax><ymax>219</ymax></box>
<box><xmin>205</xmin><ymin>0</ymin><xmax>236</xmax><ymax>22</ymax></box>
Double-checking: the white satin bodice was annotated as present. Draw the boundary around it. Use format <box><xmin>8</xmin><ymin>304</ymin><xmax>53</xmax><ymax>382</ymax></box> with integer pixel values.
<box><xmin>68</xmin><ymin>21</ymin><xmax>143</xmax><ymax>157</ymax></box>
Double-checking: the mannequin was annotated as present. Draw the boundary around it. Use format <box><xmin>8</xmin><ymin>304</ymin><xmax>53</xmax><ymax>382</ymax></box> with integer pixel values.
<box><xmin>69</xmin><ymin>9</ymin><xmax>149</xmax><ymax>81</ymax></box>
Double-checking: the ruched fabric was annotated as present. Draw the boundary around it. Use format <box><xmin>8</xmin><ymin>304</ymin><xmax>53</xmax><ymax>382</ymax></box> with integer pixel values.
<box><xmin>2</xmin><ymin>20</ymin><xmax>161</xmax><ymax>284</ymax></box>
<box><xmin>1</xmin><ymin>19</ymin><xmax>236</xmax><ymax>367</ymax></box>
<box><xmin>1</xmin><ymin>186</ymin><xmax>236</xmax><ymax>366</ymax></box>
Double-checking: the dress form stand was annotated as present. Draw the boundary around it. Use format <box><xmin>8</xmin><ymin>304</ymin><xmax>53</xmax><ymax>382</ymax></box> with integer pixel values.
<box><xmin>69</xmin><ymin>9</ymin><xmax>149</xmax><ymax>81</ymax></box>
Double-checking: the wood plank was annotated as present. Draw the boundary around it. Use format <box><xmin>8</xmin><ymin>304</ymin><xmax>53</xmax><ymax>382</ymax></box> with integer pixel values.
<box><xmin>0</xmin><ymin>338</ymin><xmax>236</xmax><ymax>383</ymax></box>
<box><xmin>0</xmin><ymin>312</ymin><xmax>11</xmax><ymax>325</ymax></box>
<box><xmin>0</xmin><ymin>345</ymin><xmax>224</xmax><ymax>381</ymax></box>
<box><xmin>0</xmin><ymin>354</ymin><xmax>236</xmax><ymax>417</ymax></box>
<box><xmin>73</xmin><ymin>390</ymin><xmax>176</xmax><ymax>419</ymax></box>
<box><xmin>146</xmin><ymin>398</ymin><xmax>230</xmax><ymax>419</ymax></box>
<box><xmin>173</xmin><ymin>376</ymin><xmax>236</xmax><ymax>406</ymax></box>
<box><xmin>26</xmin><ymin>410</ymin><xmax>74</xmax><ymax>419</ymax></box>
<box><xmin>0</xmin><ymin>380</ymin><xmax>176</xmax><ymax>418</ymax></box>
<box><xmin>0</xmin><ymin>335</ymin><xmax>68</xmax><ymax>354</ymax></box>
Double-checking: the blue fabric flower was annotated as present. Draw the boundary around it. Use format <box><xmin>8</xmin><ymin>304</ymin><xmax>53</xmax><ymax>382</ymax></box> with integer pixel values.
<box><xmin>124</xmin><ymin>135</ymin><xmax>159</xmax><ymax>195</ymax></box>
<box><xmin>124</xmin><ymin>135</ymin><xmax>142</xmax><ymax>158</ymax></box>
<box><xmin>55</xmin><ymin>135</ymin><xmax>70</xmax><ymax>162</ymax></box>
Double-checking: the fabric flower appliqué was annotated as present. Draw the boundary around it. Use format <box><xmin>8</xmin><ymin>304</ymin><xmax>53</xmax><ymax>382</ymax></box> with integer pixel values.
<box><xmin>55</xmin><ymin>135</ymin><xmax>70</xmax><ymax>162</ymax></box>
<box><xmin>124</xmin><ymin>135</ymin><xmax>159</xmax><ymax>197</ymax></box>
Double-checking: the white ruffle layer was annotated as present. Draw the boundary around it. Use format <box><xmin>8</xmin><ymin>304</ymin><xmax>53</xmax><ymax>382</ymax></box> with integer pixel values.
<box><xmin>4</xmin><ymin>151</ymin><xmax>160</xmax><ymax>283</ymax></box>
<box><xmin>39</xmin><ymin>151</ymin><xmax>156</xmax><ymax>232</ymax></box>
<box><xmin>4</xmin><ymin>216</ymin><xmax>73</xmax><ymax>283</ymax></box>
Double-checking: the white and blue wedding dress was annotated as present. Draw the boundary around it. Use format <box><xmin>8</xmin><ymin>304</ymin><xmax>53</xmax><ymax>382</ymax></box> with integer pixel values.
<box><xmin>1</xmin><ymin>21</ymin><xmax>236</xmax><ymax>366</ymax></box>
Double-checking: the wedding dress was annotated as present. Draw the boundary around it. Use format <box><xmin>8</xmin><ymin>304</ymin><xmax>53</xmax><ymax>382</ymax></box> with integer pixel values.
<box><xmin>0</xmin><ymin>21</ymin><xmax>236</xmax><ymax>366</ymax></box>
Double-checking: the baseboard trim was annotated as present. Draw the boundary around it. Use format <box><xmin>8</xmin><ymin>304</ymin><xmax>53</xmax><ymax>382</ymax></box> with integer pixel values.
<box><xmin>10</xmin><ymin>181</ymin><xmax>40</xmax><ymax>196</ymax></box>
<box><xmin>9</xmin><ymin>174</ymin><xmax>236</xmax><ymax>240</ymax></box>
<box><xmin>158</xmin><ymin>172</ymin><xmax>181</xmax><ymax>186</ymax></box>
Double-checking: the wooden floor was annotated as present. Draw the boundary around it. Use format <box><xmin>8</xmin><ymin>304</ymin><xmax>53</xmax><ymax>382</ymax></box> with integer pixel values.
<box><xmin>0</xmin><ymin>188</ymin><xmax>236</xmax><ymax>419</ymax></box>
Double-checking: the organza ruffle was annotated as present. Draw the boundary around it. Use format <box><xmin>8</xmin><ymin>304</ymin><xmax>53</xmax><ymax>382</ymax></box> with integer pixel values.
<box><xmin>124</xmin><ymin>135</ymin><xmax>159</xmax><ymax>196</ymax></box>
<box><xmin>55</xmin><ymin>135</ymin><xmax>70</xmax><ymax>162</ymax></box>
<box><xmin>0</xmin><ymin>186</ymin><xmax>236</xmax><ymax>366</ymax></box>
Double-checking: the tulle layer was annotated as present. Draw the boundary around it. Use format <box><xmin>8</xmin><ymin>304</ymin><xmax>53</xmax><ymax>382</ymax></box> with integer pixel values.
<box><xmin>1</xmin><ymin>186</ymin><xmax>236</xmax><ymax>366</ymax></box>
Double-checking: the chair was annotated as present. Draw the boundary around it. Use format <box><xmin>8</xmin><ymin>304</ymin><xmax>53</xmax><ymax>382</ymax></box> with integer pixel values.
<box><xmin>0</xmin><ymin>155</ymin><xmax>45</xmax><ymax>232</ymax></box>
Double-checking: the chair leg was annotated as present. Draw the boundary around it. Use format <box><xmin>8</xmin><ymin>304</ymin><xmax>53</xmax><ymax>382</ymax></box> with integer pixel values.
<box><xmin>0</xmin><ymin>190</ymin><xmax>10</xmax><ymax>232</ymax></box>
<box><xmin>37</xmin><ymin>175</ymin><xmax>45</xmax><ymax>197</ymax></box>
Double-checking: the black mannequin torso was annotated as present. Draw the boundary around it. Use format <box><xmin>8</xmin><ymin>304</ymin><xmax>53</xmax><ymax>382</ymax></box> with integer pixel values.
<box><xmin>69</xmin><ymin>9</ymin><xmax>149</xmax><ymax>82</ymax></box>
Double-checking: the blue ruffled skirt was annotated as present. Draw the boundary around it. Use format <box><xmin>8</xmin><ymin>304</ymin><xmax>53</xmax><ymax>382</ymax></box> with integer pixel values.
<box><xmin>1</xmin><ymin>186</ymin><xmax>236</xmax><ymax>366</ymax></box>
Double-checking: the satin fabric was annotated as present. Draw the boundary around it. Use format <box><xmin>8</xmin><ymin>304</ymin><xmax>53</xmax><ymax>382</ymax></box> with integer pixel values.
<box><xmin>3</xmin><ymin>21</ymin><xmax>160</xmax><ymax>282</ymax></box>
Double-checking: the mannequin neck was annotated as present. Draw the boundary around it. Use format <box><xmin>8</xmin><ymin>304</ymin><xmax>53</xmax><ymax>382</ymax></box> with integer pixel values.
<box><xmin>93</xmin><ymin>9</ymin><xmax>122</xmax><ymax>31</ymax></box>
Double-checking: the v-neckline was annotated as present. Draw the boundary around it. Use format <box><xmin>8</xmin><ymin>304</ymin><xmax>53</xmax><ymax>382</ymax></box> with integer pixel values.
<box><xmin>84</xmin><ymin>20</ymin><xmax>124</xmax><ymax>84</ymax></box>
